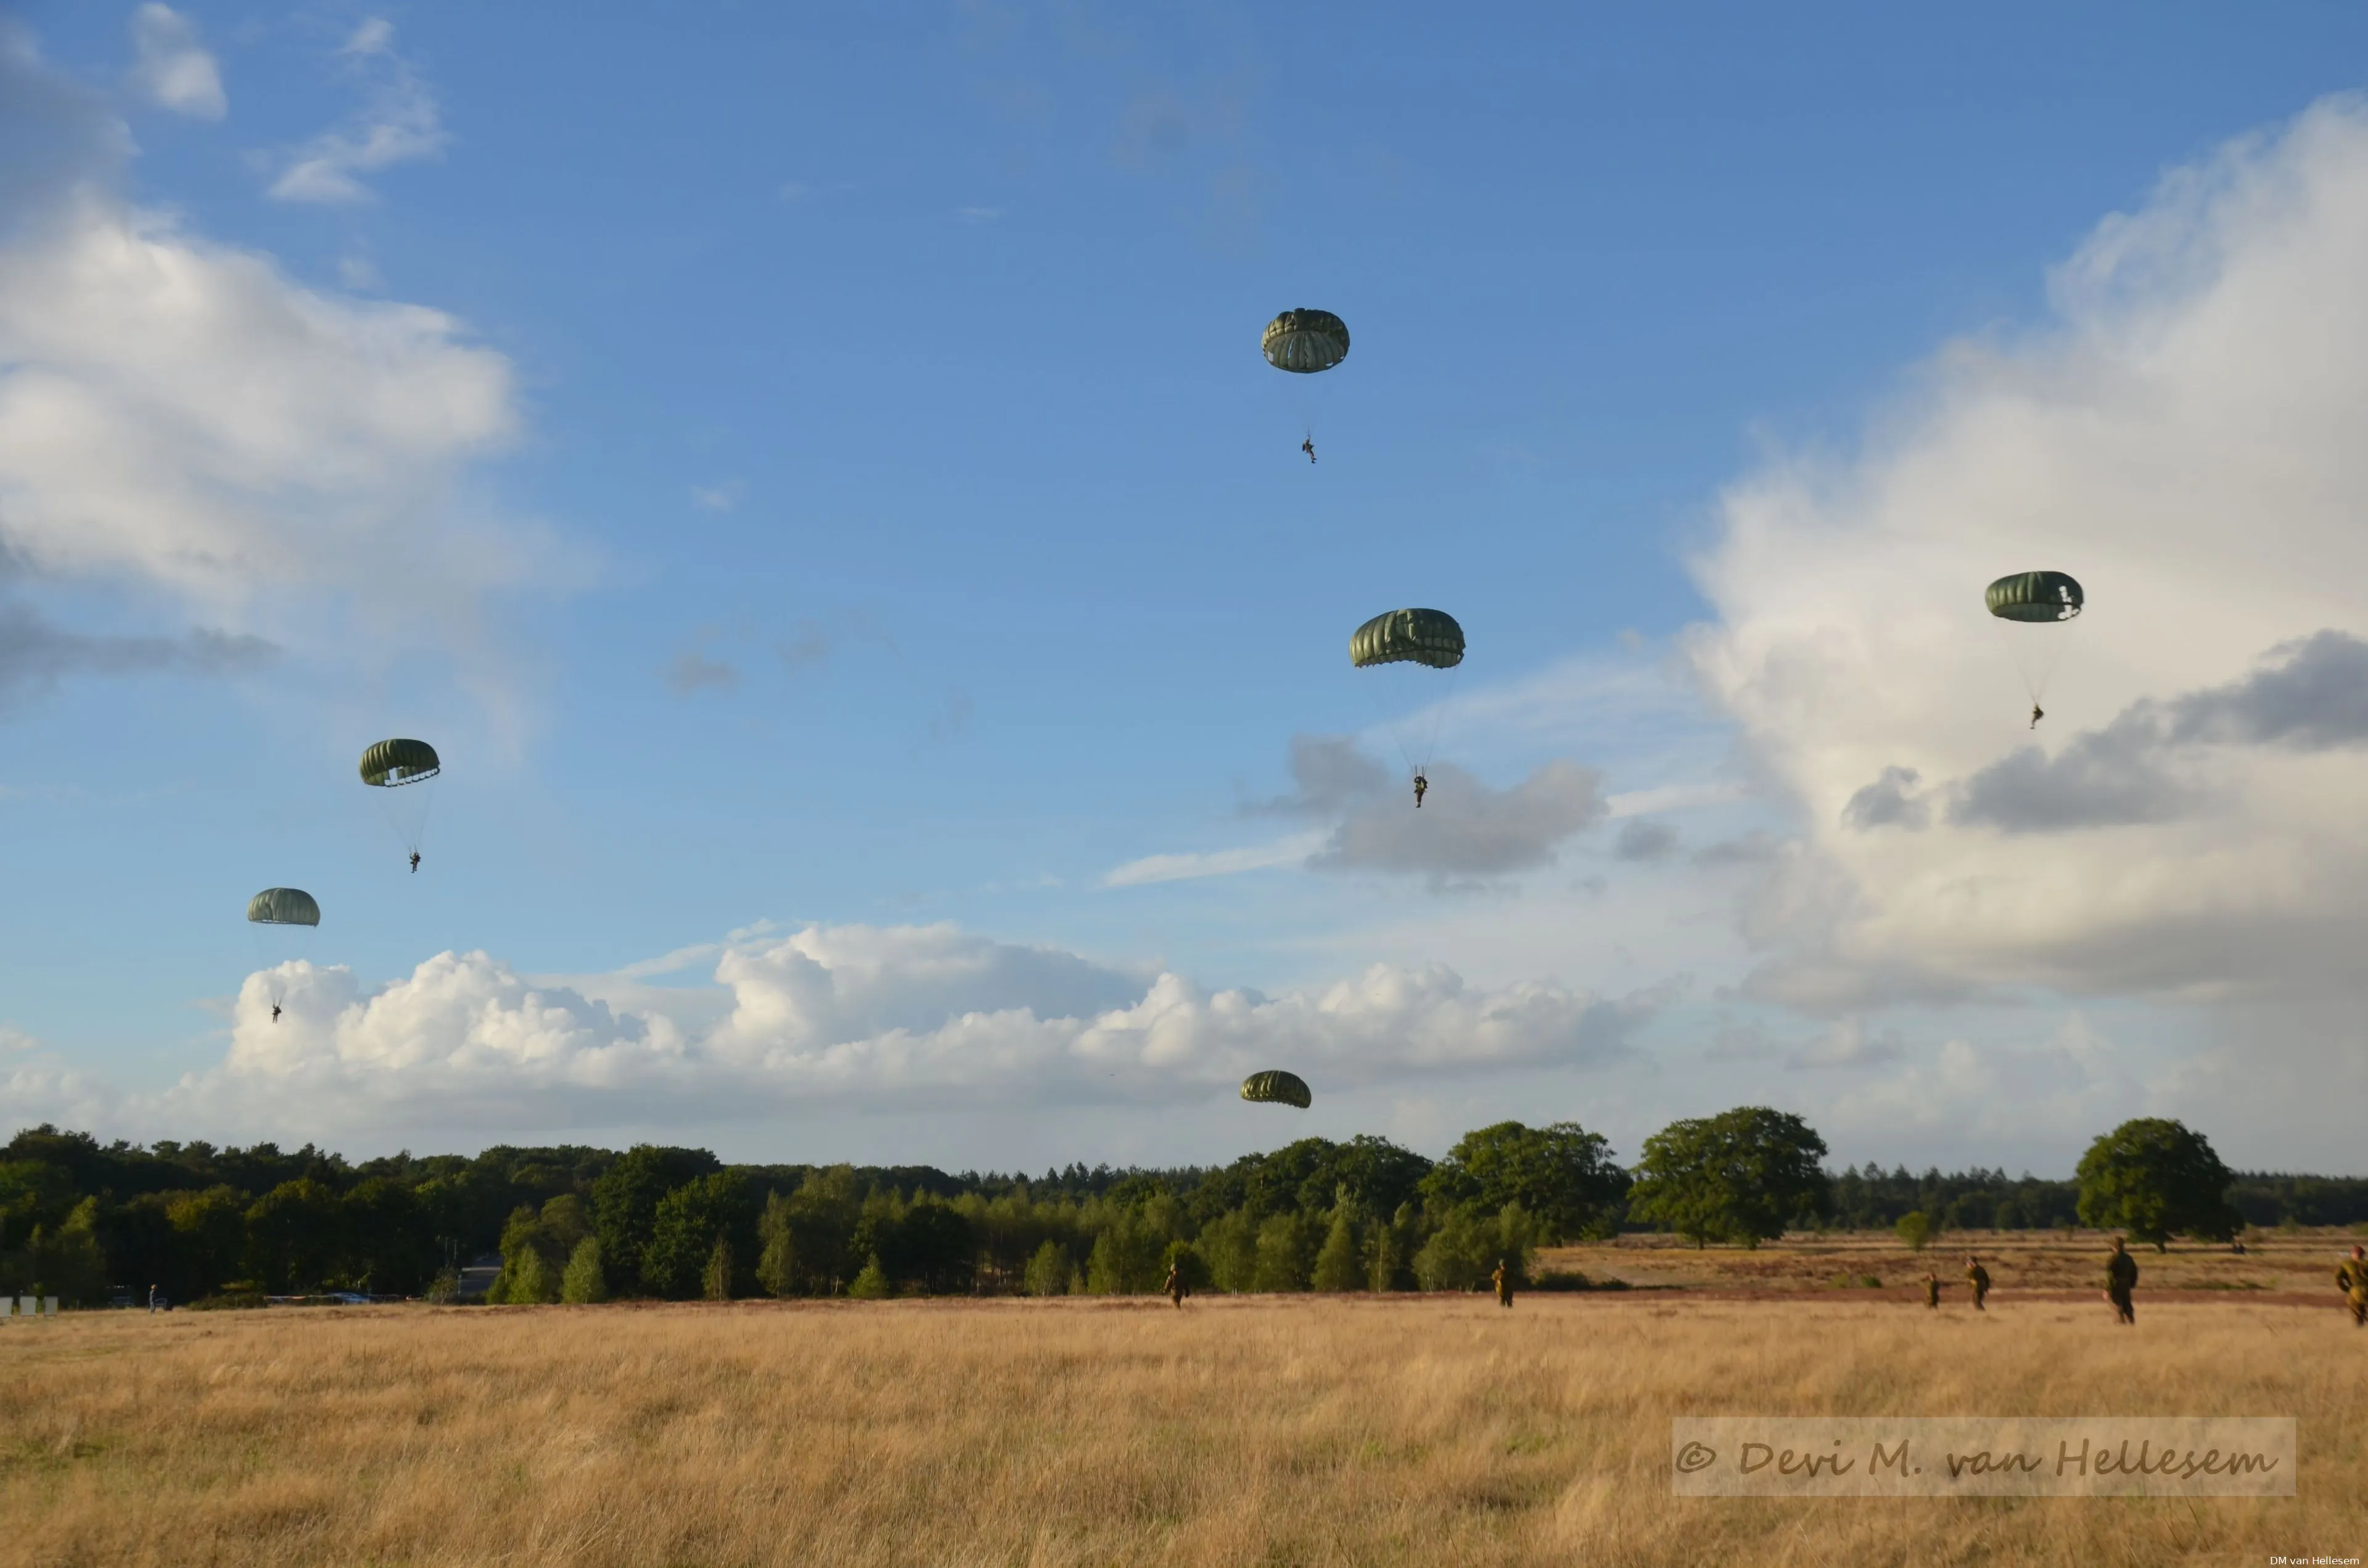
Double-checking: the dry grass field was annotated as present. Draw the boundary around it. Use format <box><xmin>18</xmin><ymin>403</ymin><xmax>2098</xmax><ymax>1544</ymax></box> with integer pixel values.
<box><xmin>2</xmin><ymin>1250</ymin><xmax>2362</xmax><ymax>1567</ymax></box>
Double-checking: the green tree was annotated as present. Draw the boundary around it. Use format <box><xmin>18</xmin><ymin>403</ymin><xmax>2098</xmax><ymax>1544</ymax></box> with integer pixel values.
<box><xmin>2075</xmin><ymin>1119</ymin><xmax>2240</xmax><ymax>1252</ymax></box>
<box><xmin>847</xmin><ymin>1253</ymin><xmax>892</xmax><ymax>1299</ymax></box>
<box><xmin>1310</xmin><ymin>1204</ymin><xmax>1365</xmax><ymax>1292</ymax></box>
<box><xmin>340</xmin><ymin>1178</ymin><xmax>437</xmax><ymax>1294</ymax></box>
<box><xmin>504</xmin><ymin>1241</ymin><xmax>555</xmax><ymax>1304</ymax></box>
<box><xmin>1368</xmin><ymin>1201</ymin><xmax>1420</xmax><ymax>1292</ymax></box>
<box><xmin>245</xmin><ymin>1177</ymin><xmax>347</xmax><ymax>1291</ymax></box>
<box><xmin>1412</xmin><ymin>1204</ymin><xmax>1494</xmax><ymax>1291</ymax></box>
<box><xmin>755</xmin><ymin>1192</ymin><xmax>797</xmax><ymax>1299</ymax></box>
<box><xmin>561</xmin><ymin>1237</ymin><xmax>606</xmax><ymax>1303</ymax></box>
<box><xmin>33</xmin><ymin>1197</ymin><xmax>109</xmax><ymax>1305</ymax></box>
<box><xmin>644</xmin><ymin>1172</ymin><xmax>757</xmax><ymax>1299</ymax></box>
<box><xmin>1252</xmin><ymin>1212</ymin><xmax>1318</xmax><ymax>1292</ymax></box>
<box><xmin>166</xmin><ymin>1185</ymin><xmax>247</xmax><ymax>1299</ymax></box>
<box><xmin>1085</xmin><ymin>1207</ymin><xmax>1165</xmax><ymax>1295</ymax></box>
<box><xmin>1894</xmin><ymin>1210</ymin><xmax>1932</xmax><ymax>1252</ymax></box>
<box><xmin>1419</xmin><ymin>1122</ymin><xmax>1630</xmax><ymax>1241</ymax></box>
<box><xmin>591</xmin><ymin>1145</ymin><xmax>723</xmax><ymax>1295</ymax></box>
<box><xmin>1627</xmin><ymin>1107</ymin><xmax>1831</xmax><ymax>1249</ymax></box>
<box><xmin>703</xmin><ymin>1238</ymin><xmax>735</xmax><ymax>1302</ymax></box>
<box><xmin>1023</xmin><ymin>1239</ymin><xmax>1071</xmax><ymax>1296</ymax></box>
<box><xmin>1197</xmin><ymin>1209</ymin><xmax>1259</xmax><ymax>1293</ymax></box>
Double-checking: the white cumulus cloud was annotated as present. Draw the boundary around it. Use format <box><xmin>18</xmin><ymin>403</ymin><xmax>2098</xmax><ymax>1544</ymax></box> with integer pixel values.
<box><xmin>65</xmin><ymin>924</ymin><xmax>1666</xmax><ymax>1141</ymax></box>
<box><xmin>1687</xmin><ymin>96</ymin><xmax>2368</xmax><ymax>1016</ymax></box>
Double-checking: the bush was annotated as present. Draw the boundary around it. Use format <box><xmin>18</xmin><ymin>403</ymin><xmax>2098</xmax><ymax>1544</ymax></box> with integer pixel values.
<box><xmin>501</xmin><ymin>1243</ymin><xmax>555</xmax><ymax>1304</ymax></box>
<box><xmin>1895</xmin><ymin>1211</ymin><xmax>1932</xmax><ymax>1252</ymax></box>
<box><xmin>187</xmin><ymin>1291</ymin><xmax>269</xmax><ymax>1311</ymax></box>
<box><xmin>847</xmin><ymin>1254</ymin><xmax>892</xmax><ymax>1300</ymax></box>
<box><xmin>1531</xmin><ymin>1269</ymin><xmax>1626</xmax><ymax>1292</ymax></box>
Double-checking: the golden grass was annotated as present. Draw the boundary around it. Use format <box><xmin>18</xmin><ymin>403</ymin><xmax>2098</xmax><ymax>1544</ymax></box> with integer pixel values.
<box><xmin>1547</xmin><ymin>1225</ymin><xmax>2361</xmax><ymax>1297</ymax></box>
<box><xmin>2</xmin><ymin>1289</ymin><xmax>2361</xmax><ymax>1566</ymax></box>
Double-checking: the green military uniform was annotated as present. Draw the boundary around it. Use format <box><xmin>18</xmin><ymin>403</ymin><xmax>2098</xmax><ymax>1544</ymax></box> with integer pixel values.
<box><xmin>1923</xmin><ymin>1274</ymin><xmax>1942</xmax><ymax>1309</ymax></box>
<box><xmin>2337</xmin><ymin>1250</ymin><xmax>2368</xmax><ymax>1328</ymax></box>
<box><xmin>1964</xmin><ymin>1259</ymin><xmax>1991</xmax><ymax>1311</ymax></box>
<box><xmin>1164</xmin><ymin>1266</ymin><xmax>1188</xmax><ymax>1308</ymax></box>
<box><xmin>1492</xmin><ymin>1262</ymin><xmax>1513</xmax><ymax>1309</ymax></box>
<box><xmin>2105</xmin><ymin>1246</ymin><xmax>2139</xmax><ymax>1325</ymax></box>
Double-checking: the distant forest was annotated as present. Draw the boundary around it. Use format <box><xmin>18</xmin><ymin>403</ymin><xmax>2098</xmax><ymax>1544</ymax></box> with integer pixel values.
<box><xmin>3</xmin><ymin>1118</ymin><xmax>2363</xmax><ymax>1307</ymax></box>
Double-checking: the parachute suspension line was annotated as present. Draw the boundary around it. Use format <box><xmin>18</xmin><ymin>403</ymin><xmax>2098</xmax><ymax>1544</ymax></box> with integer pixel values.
<box><xmin>1417</xmin><ymin>662</ymin><xmax>1463</xmax><ymax>778</ymax></box>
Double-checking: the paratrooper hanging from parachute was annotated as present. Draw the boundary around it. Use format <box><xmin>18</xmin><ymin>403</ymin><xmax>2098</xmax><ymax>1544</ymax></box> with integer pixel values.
<box><xmin>1984</xmin><ymin>572</ymin><xmax>2083</xmax><ymax>729</ymax></box>
<box><xmin>1351</xmin><ymin>608</ymin><xmax>1465</xmax><ymax>807</ymax></box>
<box><xmin>358</xmin><ymin>738</ymin><xmax>441</xmax><ymax>871</ymax></box>
<box><xmin>1262</xmin><ymin>308</ymin><xmax>1349</xmax><ymax>462</ymax></box>
<box><xmin>245</xmin><ymin>887</ymin><xmax>319</xmax><ymax>1023</ymax></box>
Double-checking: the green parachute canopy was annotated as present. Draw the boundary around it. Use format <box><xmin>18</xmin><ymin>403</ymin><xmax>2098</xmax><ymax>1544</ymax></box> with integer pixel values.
<box><xmin>359</xmin><ymin>738</ymin><xmax>441</xmax><ymax>787</ymax></box>
<box><xmin>1262</xmin><ymin>309</ymin><xmax>1350</xmax><ymax>374</ymax></box>
<box><xmin>1351</xmin><ymin>609</ymin><xmax>1465</xmax><ymax>670</ymax></box>
<box><xmin>1986</xmin><ymin>572</ymin><xmax>2084</xmax><ymax>623</ymax></box>
<box><xmin>1240</xmin><ymin>1070</ymin><xmax>1312</xmax><ymax>1109</ymax></box>
<box><xmin>247</xmin><ymin>887</ymin><xmax>321</xmax><ymax>927</ymax></box>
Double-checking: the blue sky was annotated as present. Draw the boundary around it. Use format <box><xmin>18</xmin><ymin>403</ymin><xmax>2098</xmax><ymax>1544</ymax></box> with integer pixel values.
<box><xmin>6</xmin><ymin>2</ymin><xmax>2368</xmax><ymax>1174</ymax></box>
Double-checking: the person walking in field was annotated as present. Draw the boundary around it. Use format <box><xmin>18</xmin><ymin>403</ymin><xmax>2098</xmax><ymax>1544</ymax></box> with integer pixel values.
<box><xmin>2104</xmin><ymin>1238</ymin><xmax>2139</xmax><ymax>1326</ymax></box>
<box><xmin>1922</xmin><ymin>1272</ymin><xmax>1942</xmax><ymax>1310</ymax></box>
<box><xmin>1164</xmin><ymin>1262</ymin><xmax>1189</xmax><ymax>1309</ymax></box>
<box><xmin>2338</xmin><ymin>1244</ymin><xmax>2368</xmax><ymax>1328</ymax></box>
<box><xmin>1963</xmin><ymin>1255</ymin><xmax>1991</xmax><ymax>1311</ymax></box>
<box><xmin>1492</xmin><ymin>1258</ymin><xmax>1514</xmax><ymax>1309</ymax></box>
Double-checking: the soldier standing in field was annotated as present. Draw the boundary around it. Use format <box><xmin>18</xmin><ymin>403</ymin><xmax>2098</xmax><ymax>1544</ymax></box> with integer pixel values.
<box><xmin>2104</xmin><ymin>1237</ymin><xmax>2139</xmax><ymax>1325</ymax></box>
<box><xmin>1163</xmin><ymin>1262</ymin><xmax>1189</xmax><ymax>1308</ymax></box>
<box><xmin>1963</xmin><ymin>1254</ymin><xmax>1991</xmax><ymax>1312</ymax></box>
<box><xmin>2337</xmin><ymin>1244</ymin><xmax>2368</xmax><ymax>1328</ymax></box>
<box><xmin>1922</xmin><ymin>1272</ymin><xmax>1941</xmax><ymax>1309</ymax></box>
<box><xmin>1492</xmin><ymin>1258</ymin><xmax>1514</xmax><ymax>1309</ymax></box>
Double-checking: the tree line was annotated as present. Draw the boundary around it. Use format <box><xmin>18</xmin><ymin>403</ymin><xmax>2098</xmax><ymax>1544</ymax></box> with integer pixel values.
<box><xmin>1</xmin><ymin>1110</ymin><xmax>2359</xmax><ymax>1306</ymax></box>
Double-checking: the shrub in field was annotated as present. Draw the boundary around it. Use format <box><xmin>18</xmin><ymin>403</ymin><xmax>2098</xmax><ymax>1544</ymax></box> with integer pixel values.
<box><xmin>1894</xmin><ymin>1211</ymin><xmax>1932</xmax><ymax>1252</ymax></box>
<box><xmin>561</xmin><ymin>1238</ymin><xmax>606</xmax><ymax>1303</ymax></box>
<box><xmin>1023</xmin><ymin>1240</ymin><xmax>1071</xmax><ymax>1296</ymax></box>
<box><xmin>498</xmin><ymin>1243</ymin><xmax>555</xmax><ymax>1304</ymax></box>
<box><xmin>847</xmin><ymin>1254</ymin><xmax>891</xmax><ymax>1299</ymax></box>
